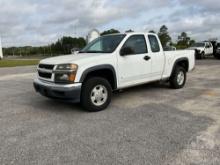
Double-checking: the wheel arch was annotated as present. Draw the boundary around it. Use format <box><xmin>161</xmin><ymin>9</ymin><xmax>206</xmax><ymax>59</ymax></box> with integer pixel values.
<box><xmin>79</xmin><ymin>64</ymin><xmax>117</xmax><ymax>90</ymax></box>
<box><xmin>171</xmin><ymin>57</ymin><xmax>189</xmax><ymax>75</ymax></box>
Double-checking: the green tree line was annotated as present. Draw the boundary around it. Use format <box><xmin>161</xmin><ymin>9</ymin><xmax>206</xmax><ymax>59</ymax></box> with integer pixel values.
<box><xmin>3</xmin><ymin>36</ymin><xmax>86</xmax><ymax>56</ymax></box>
<box><xmin>150</xmin><ymin>25</ymin><xmax>195</xmax><ymax>49</ymax></box>
<box><xmin>101</xmin><ymin>27</ymin><xmax>196</xmax><ymax>49</ymax></box>
<box><xmin>3</xmin><ymin>26</ymin><xmax>196</xmax><ymax>56</ymax></box>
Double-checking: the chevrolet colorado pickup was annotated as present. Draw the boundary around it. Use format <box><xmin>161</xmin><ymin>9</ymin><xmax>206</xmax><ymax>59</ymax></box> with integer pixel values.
<box><xmin>34</xmin><ymin>32</ymin><xmax>195</xmax><ymax>111</ymax></box>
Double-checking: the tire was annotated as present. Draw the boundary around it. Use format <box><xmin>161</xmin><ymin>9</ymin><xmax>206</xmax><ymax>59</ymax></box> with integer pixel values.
<box><xmin>201</xmin><ymin>52</ymin><xmax>205</xmax><ymax>59</ymax></box>
<box><xmin>214</xmin><ymin>54</ymin><xmax>220</xmax><ymax>59</ymax></box>
<box><xmin>170</xmin><ymin>66</ymin><xmax>187</xmax><ymax>89</ymax></box>
<box><xmin>81</xmin><ymin>77</ymin><xmax>112</xmax><ymax>112</ymax></box>
<box><xmin>196</xmin><ymin>53</ymin><xmax>202</xmax><ymax>60</ymax></box>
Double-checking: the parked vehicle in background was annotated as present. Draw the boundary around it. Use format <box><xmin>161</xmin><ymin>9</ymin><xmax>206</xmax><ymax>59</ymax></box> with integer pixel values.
<box><xmin>164</xmin><ymin>46</ymin><xmax>176</xmax><ymax>51</ymax></box>
<box><xmin>188</xmin><ymin>41</ymin><xmax>213</xmax><ymax>59</ymax></box>
<box><xmin>34</xmin><ymin>32</ymin><xmax>195</xmax><ymax>112</ymax></box>
<box><xmin>214</xmin><ymin>43</ymin><xmax>220</xmax><ymax>59</ymax></box>
<box><xmin>0</xmin><ymin>37</ymin><xmax>3</xmax><ymax>60</ymax></box>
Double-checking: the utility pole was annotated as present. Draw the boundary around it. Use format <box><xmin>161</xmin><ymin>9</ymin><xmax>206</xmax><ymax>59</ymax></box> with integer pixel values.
<box><xmin>50</xmin><ymin>45</ymin><xmax>52</xmax><ymax>56</ymax></box>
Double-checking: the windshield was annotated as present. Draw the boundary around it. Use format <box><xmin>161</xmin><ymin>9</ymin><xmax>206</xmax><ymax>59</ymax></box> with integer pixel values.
<box><xmin>80</xmin><ymin>34</ymin><xmax>126</xmax><ymax>53</ymax></box>
<box><xmin>192</xmin><ymin>42</ymin><xmax>205</xmax><ymax>47</ymax></box>
<box><xmin>217</xmin><ymin>43</ymin><xmax>220</xmax><ymax>48</ymax></box>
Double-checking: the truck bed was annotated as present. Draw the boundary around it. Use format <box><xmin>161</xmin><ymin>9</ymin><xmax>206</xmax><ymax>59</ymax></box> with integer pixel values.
<box><xmin>162</xmin><ymin>50</ymin><xmax>195</xmax><ymax>78</ymax></box>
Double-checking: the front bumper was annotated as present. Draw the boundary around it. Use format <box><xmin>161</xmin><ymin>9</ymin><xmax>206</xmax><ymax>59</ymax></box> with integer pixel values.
<box><xmin>33</xmin><ymin>78</ymin><xmax>82</xmax><ymax>103</ymax></box>
<box><xmin>216</xmin><ymin>49</ymin><xmax>220</xmax><ymax>54</ymax></box>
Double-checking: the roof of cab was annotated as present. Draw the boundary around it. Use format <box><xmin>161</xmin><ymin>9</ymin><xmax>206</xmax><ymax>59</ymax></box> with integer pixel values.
<box><xmin>102</xmin><ymin>32</ymin><xmax>157</xmax><ymax>37</ymax></box>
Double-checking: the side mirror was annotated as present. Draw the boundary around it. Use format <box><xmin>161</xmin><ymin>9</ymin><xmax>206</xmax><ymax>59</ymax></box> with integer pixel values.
<box><xmin>120</xmin><ymin>47</ymin><xmax>134</xmax><ymax>56</ymax></box>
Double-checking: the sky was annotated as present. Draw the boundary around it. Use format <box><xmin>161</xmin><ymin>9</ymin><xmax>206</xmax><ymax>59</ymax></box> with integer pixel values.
<box><xmin>0</xmin><ymin>0</ymin><xmax>219</xmax><ymax>47</ymax></box>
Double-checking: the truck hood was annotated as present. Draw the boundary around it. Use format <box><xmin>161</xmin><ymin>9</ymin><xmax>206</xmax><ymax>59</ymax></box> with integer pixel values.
<box><xmin>40</xmin><ymin>53</ymin><xmax>107</xmax><ymax>65</ymax></box>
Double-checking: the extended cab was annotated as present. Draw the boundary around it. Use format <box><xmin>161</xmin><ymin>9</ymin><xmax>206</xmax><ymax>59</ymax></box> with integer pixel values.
<box><xmin>189</xmin><ymin>41</ymin><xmax>213</xmax><ymax>59</ymax></box>
<box><xmin>34</xmin><ymin>32</ymin><xmax>195</xmax><ymax>111</ymax></box>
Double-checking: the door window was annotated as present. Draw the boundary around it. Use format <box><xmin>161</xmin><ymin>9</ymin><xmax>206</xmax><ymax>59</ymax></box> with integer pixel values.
<box><xmin>121</xmin><ymin>35</ymin><xmax>148</xmax><ymax>55</ymax></box>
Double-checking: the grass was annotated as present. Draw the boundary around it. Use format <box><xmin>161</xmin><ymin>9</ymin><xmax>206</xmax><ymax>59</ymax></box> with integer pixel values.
<box><xmin>0</xmin><ymin>59</ymin><xmax>40</xmax><ymax>68</ymax></box>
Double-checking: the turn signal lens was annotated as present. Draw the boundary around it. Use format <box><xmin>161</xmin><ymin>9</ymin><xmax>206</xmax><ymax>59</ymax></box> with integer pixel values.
<box><xmin>70</xmin><ymin>64</ymin><xmax>78</xmax><ymax>70</ymax></box>
<box><xmin>68</xmin><ymin>73</ymin><xmax>76</xmax><ymax>82</ymax></box>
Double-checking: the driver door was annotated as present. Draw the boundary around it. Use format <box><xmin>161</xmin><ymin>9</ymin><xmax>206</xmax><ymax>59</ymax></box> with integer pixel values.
<box><xmin>117</xmin><ymin>35</ymin><xmax>152</xmax><ymax>88</ymax></box>
<box><xmin>208</xmin><ymin>42</ymin><xmax>213</xmax><ymax>54</ymax></box>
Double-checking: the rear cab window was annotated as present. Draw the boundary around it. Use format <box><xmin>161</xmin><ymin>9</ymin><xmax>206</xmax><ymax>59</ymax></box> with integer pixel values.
<box><xmin>148</xmin><ymin>35</ymin><xmax>160</xmax><ymax>52</ymax></box>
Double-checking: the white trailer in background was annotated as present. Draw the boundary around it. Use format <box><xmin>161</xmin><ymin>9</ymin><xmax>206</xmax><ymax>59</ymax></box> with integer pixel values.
<box><xmin>0</xmin><ymin>37</ymin><xmax>3</xmax><ymax>60</ymax></box>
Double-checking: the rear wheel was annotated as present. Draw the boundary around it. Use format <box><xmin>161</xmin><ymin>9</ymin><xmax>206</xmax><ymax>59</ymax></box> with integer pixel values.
<box><xmin>81</xmin><ymin>77</ymin><xmax>112</xmax><ymax>112</ymax></box>
<box><xmin>170</xmin><ymin>66</ymin><xmax>186</xmax><ymax>89</ymax></box>
<box><xmin>195</xmin><ymin>50</ymin><xmax>200</xmax><ymax>59</ymax></box>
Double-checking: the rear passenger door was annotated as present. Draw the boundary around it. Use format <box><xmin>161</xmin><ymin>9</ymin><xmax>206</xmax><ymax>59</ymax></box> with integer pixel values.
<box><xmin>147</xmin><ymin>34</ymin><xmax>165</xmax><ymax>79</ymax></box>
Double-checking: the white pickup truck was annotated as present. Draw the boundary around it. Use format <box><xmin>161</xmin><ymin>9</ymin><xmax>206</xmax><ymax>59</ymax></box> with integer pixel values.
<box><xmin>189</xmin><ymin>41</ymin><xmax>213</xmax><ymax>59</ymax></box>
<box><xmin>34</xmin><ymin>32</ymin><xmax>195</xmax><ymax>111</ymax></box>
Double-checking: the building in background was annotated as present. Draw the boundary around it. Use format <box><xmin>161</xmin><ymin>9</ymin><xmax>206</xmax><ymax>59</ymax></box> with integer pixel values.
<box><xmin>0</xmin><ymin>37</ymin><xmax>3</xmax><ymax>60</ymax></box>
<box><xmin>86</xmin><ymin>29</ymin><xmax>100</xmax><ymax>43</ymax></box>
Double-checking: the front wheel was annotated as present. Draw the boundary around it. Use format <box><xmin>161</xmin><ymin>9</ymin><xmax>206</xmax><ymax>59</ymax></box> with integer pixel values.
<box><xmin>81</xmin><ymin>77</ymin><xmax>112</xmax><ymax>112</ymax></box>
<box><xmin>196</xmin><ymin>52</ymin><xmax>205</xmax><ymax>60</ymax></box>
<box><xmin>201</xmin><ymin>52</ymin><xmax>205</xmax><ymax>59</ymax></box>
<box><xmin>170</xmin><ymin>66</ymin><xmax>187</xmax><ymax>89</ymax></box>
<box><xmin>214</xmin><ymin>54</ymin><xmax>220</xmax><ymax>59</ymax></box>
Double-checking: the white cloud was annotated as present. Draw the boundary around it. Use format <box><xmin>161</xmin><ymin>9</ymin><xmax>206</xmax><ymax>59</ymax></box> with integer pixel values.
<box><xmin>0</xmin><ymin>0</ymin><xmax>219</xmax><ymax>46</ymax></box>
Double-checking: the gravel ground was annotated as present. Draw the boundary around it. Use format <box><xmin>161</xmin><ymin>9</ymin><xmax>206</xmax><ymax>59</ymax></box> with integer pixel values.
<box><xmin>0</xmin><ymin>59</ymin><xmax>219</xmax><ymax>165</ymax></box>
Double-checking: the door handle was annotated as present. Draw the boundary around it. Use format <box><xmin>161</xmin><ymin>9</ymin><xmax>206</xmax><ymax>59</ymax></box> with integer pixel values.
<box><xmin>143</xmin><ymin>56</ymin><xmax>151</xmax><ymax>61</ymax></box>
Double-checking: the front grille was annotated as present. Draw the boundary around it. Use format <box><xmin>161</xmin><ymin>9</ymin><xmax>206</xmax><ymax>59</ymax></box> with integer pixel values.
<box><xmin>38</xmin><ymin>72</ymin><xmax>52</xmax><ymax>79</ymax></box>
<box><xmin>38</xmin><ymin>63</ymin><xmax>54</xmax><ymax>80</ymax></box>
<box><xmin>39</xmin><ymin>64</ymin><xmax>54</xmax><ymax>70</ymax></box>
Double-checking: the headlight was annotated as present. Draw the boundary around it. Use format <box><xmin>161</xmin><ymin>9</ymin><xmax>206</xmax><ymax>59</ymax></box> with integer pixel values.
<box><xmin>54</xmin><ymin>64</ymin><xmax>78</xmax><ymax>83</ymax></box>
<box><xmin>56</xmin><ymin>64</ymin><xmax>78</xmax><ymax>71</ymax></box>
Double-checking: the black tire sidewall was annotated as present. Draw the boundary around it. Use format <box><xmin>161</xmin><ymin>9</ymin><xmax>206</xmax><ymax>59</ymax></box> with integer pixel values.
<box><xmin>81</xmin><ymin>77</ymin><xmax>112</xmax><ymax>112</ymax></box>
<box><xmin>170</xmin><ymin>66</ymin><xmax>186</xmax><ymax>89</ymax></box>
<box><xmin>214</xmin><ymin>54</ymin><xmax>220</xmax><ymax>59</ymax></box>
<box><xmin>196</xmin><ymin>53</ymin><xmax>202</xmax><ymax>59</ymax></box>
<box><xmin>201</xmin><ymin>52</ymin><xmax>205</xmax><ymax>59</ymax></box>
